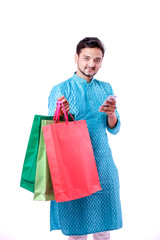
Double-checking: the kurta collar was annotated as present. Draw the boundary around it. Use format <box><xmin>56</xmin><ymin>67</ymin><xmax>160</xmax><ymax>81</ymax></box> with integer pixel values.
<box><xmin>72</xmin><ymin>72</ymin><xmax>95</xmax><ymax>86</ymax></box>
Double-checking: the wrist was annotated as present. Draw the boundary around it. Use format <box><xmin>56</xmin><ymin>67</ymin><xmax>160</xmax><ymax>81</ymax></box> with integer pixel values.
<box><xmin>107</xmin><ymin>112</ymin><xmax>116</xmax><ymax>118</ymax></box>
<box><xmin>107</xmin><ymin>112</ymin><xmax>118</xmax><ymax>129</ymax></box>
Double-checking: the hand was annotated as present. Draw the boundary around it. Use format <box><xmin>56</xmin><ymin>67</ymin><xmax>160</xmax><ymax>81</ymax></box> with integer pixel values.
<box><xmin>57</xmin><ymin>95</ymin><xmax>70</xmax><ymax>116</ymax></box>
<box><xmin>99</xmin><ymin>99</ymin><xmax>116</xmax><ymax>116</ymax></box>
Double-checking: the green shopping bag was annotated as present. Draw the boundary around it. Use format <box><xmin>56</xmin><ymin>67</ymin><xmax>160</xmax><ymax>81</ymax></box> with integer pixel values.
<box><xmin>20</xmin><ymin>114</ymin><xmax>74</xmax><ymax>193</ymax></box>
<box><xmin>20</xmin><ymin>115</ymin><xmax>53</xmax><ymax>192</ymax></box>
<box><xmin>33</xmin><ymin>119</ymin><xmax>55</xmax><ymax>201</ymax></box>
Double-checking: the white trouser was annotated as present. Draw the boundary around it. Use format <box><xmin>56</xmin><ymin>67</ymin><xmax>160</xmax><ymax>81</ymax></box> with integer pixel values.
<box><xmin>68</xmin><ymin>231</ymin><xmax>110</xmax><ymax>240</ymax></box>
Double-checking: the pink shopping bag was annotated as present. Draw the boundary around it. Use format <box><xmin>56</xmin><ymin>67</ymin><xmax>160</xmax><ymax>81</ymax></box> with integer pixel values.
<box><xmin>42</xmin><ymin>101</ymin><xmax>102</xmax><ymax>202</ymax></box>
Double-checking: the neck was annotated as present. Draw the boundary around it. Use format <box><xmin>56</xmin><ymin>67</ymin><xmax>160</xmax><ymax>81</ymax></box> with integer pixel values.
<box><xmin>76</xmin><ymin>71</ymin><xmax>92</xmax><ymax>83</ymax></box>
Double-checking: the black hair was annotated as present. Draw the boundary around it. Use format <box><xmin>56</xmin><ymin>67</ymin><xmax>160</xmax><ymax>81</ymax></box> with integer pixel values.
<box><xmin>76</xmin><ymin>37</ymin><xmax>105</xmax><ymax>56</ymax></box>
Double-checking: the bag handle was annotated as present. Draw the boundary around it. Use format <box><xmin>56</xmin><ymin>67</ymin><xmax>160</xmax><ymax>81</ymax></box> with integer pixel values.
<box><xmin>53</xmin><ymin>100</ymin><xmax>61</xmax><ymax>122</ymax></box>
<box><xmin>53</xmin><ymin>100</ymin><xmax>75</xmax><ymax>124</ymax></box>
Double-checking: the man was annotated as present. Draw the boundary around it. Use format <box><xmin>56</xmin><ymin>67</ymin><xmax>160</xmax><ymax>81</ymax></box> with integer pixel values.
<box><xmin>48</xmin><ymin>37</ymin><xmax>122</xmax><ymax>240</ymax></box>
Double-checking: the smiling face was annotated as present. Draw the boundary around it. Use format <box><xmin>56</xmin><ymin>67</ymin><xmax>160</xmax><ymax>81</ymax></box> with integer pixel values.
<box><xmin>75</xmin><ymin>47</ymin><xmax>103</xmax><ymax>82</ymax></box>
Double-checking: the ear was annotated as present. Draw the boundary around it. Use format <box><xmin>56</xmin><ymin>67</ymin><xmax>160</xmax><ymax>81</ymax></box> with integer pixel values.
<box><xmin>74</xmin><ymin>53</ymin><xmax>78</xmax><ymax>63</ymax></box>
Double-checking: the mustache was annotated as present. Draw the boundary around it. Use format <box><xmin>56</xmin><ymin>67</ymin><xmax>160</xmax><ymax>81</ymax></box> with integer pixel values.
<box><xmin>86</xmin><ymin>67</ymin><xmax>95</xmax><ymax>70</ymax></box>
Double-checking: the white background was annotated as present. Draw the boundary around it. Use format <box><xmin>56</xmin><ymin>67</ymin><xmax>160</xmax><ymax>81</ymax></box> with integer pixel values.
<box><xmin>0</xmin><ymin>0</ymin><xmax>160</xmax><ymax>240</ymax></box>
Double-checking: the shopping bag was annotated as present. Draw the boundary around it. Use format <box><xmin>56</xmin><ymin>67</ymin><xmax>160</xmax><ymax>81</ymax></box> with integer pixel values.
<box><xmin>33</xmin><ymin>119</ymin><xmax>55</xmax><ymax>201</ymax></box>
<box><xmin>20</xmin><ymin>115</ymin><xmax>53</xmax><ymax>192</ymax></box>
<box><xmin>20</xmin><ymin>114</ymin><xmax>74</xmax><ymax>193</ymax></box>
<box><xmin>43</xmin><ymin>101</ymin><xmax>102</xmax><ymax>202</ymax></box>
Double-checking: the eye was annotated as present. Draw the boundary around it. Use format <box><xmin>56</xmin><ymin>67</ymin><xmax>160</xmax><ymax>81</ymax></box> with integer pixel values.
<box><xmin>95</xmin><ymin>59</ymin><xmax>101</xmax><ymax>63</ymax></box>
<box><xmin>84</xmin><ymin>57</ymin><xmax>90</xmax><ymax>61</ymax></box>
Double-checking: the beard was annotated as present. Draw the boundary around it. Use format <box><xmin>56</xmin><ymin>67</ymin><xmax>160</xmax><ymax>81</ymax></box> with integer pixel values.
<box><xmin>78</xmin><ymin>65</ymin><xmax>97</xmax><ymax>78</ymax></box>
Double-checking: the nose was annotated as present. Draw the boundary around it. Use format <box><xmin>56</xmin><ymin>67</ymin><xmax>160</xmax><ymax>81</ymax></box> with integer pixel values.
<box><xmin>88</xmin><ymin>59</ymin><xmax>96</xmax><ymax>68</ymax></box>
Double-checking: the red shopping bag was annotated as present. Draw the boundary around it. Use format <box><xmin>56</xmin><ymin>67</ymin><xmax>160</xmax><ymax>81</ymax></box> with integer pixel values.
<box><xmin>42</xmin><ymin>101</ymin><xmax>102</xmax><ymax>202</ymax></box>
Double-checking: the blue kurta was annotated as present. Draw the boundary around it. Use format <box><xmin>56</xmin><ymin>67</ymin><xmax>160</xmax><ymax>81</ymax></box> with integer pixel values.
<box><xmin>48</xmin><ymin>73</ymin><xmax>122</xmax><ymax>236</ymax></box>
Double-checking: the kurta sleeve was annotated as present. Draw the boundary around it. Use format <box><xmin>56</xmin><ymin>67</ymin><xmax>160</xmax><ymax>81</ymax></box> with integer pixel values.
<box><xmin>48</xmin><ymin>85</ymin><xmax>63</xmax><ymax>116</ymax></box>
<box><xmin>105</xmin><ymin>83</ymin><xmax>121</xmax><ymax>135</ymax></box>
<box><xmin>106</xmin><ymin>111</ymin><xmax>121</xmax><ymax>135</ymax></box>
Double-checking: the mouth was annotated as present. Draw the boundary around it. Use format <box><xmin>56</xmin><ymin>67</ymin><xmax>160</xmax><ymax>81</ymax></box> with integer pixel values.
<box><xmin>87</xmin><ymin>68</ymin><xmax>95</xmax><ymax>72</ymax></box>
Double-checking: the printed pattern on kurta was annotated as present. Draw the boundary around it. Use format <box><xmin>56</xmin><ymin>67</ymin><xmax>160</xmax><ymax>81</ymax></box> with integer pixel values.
<box><xmin>49</xmin><ymin>73</ymin><xmax>122</xmax><ymax>236</ymax></box>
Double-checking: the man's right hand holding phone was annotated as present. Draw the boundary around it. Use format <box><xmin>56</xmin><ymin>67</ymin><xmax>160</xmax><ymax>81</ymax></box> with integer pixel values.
<box><xmin>99</xmin><ymin>95</ymin><xmax>118</xmax><ymax>129</ymax></box>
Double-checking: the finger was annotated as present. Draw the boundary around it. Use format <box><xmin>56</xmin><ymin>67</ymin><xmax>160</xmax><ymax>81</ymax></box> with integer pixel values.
<box><xmin>62</xmin><ymin>100</ymin><xmax>69</xmax><ymax>105</ymax></box>
<box><xmin>61</xmin><ymin>107</ymin><xmax>70</xmax><ymax>113</ymax></box>
<box><xmin>103</xmin><ymin>104</ymin><xmax>116</xmax><ymax>110</ymax></box>
<box><xmin>102</xmin><ymin>103</ymin><xmax>110</xmax><ymax>107</ymax></box>
<box><xmin>57</xmin><ymin>95</ymin><xmax>65</xmax><ymax>101</ymax></box>
<box><xmin>61</xmin><ymin>100</ymin><xmax>69</xmax><ymax>105</ymax></box>
<box><xmin>61</xmin><ymin>99</ymin><xmax>70</xmax><ymax>107</ymax></box>
<box><xmin>61</xmin><ymin>104</ymin><xmax>70</xmax><ymax>110</ymax></box>
<box><xmin>106</xmin><ymin>99</ymin><xmax>116</xmax><ymax>105</ymax></box>
<box><xmin>99</xmin><ymin>109</ymin><xmax>113</xmax><ymax>113</ymax></box>
<box><xmin>99</xmin><ymin>106</ymin><xmax>115</xmax><ymax>113</ymax></box>
<box><xmin>109</xmin><ymin>105</ymin><xmax>116</xmax><ymax>110</ymax></box>
<box><xmin>99</xmin><ymin>106</ymin><xmax>112</xmax><ymax>110</ymax></box>
<box><xmin>65</xmin><ymin>107</ymin><xmax>70</xmax><ymax>112</ymax></box>
<box><xmin>61</xmin><ymin>103</ymin><xmax>70</xmax><ymax>110</ymax></box>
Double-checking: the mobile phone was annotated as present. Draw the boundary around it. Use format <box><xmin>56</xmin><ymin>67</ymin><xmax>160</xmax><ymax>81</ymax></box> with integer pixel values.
<box><xmin>101</xmin><ymin>95</ymin><xmax>117</xmax><ymax>106</ymax></box>
<box><xmin>107</xmin><ymin>95</ymin><xmax>117</xmax><ymax>102</ymax></box>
